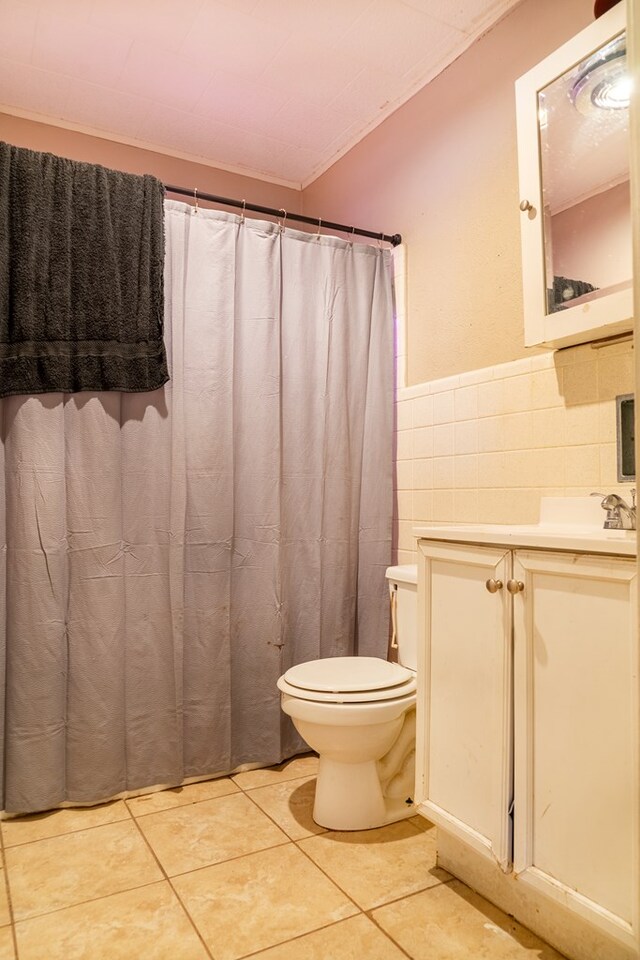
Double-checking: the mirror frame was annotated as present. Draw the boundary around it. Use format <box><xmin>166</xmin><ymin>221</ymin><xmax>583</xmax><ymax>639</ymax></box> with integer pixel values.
<box><xmin>515</xmin><ymin>3</ymin><xmax>632</xmax><ymax>350</ymax></box>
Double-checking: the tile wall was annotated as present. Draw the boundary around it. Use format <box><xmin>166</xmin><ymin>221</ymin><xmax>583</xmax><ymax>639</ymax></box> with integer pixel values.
<box><xmin>393</xmin><ymin>337</ymin><xmax>635</xmax><ymax>565</ymax></box>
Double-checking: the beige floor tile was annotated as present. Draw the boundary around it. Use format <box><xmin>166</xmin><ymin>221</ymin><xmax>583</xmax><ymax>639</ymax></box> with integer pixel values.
<box><xmin>0</xmin><ymin>928</ymin><xmax>14</xmax><ymax>960</ymax></box>
<box><xmin>231</xmin><ymin>754</ymin><xmax>318</xmax><ymax>790</ymax></box>
<box><xmin>173</xmin><ymin>842</ymin><xmax>358</xmax><ymax>960</ymax></box>
<box><xmin>0</xmin><ymin>870</ymin><xmax>10</xmax><ymax>927</ymax></box>
<box><xmin>136</xmin><ymin>792</ymin><xmax>288</xmax><ymax>876</ymax></box>
<box><xmin>6</xmin><ymin>820</ymin><xmax>163</xmax><ymax>921</ymax></box>
<box><xmin>1</xmin><ymin>800</ymin><xmax>130</xmax><ymax>848</ymax></box>
<box><xmin>372</xmin><ymin>879</ymin><xmax>566</xmax><ymax>959</ymax></box>
<box><xmin>245</xmin><ymin>776</ymin><xmax>326</xmax><ymax>840</ymax></box>
<box><xmin>298</xmin><ymin>818</ymin><xmax>450</xmax><ymax>910</ymax></box>
<box><xmin>250</xmin><ymin>914</ymin><xmax>407</xmax><ymax>959</ymax></box>
<box><xmin>127</xmin><ymin>777</ymin><xmax>239</xmax><ymax>817</ymax></box>
<box><xmin>14</xmin><ymin>880</ymin><xmax>209</xmax><ymax>960</ymax></box>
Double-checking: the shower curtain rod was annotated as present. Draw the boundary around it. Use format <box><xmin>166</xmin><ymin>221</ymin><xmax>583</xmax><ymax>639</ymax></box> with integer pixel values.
<box><xmin>164</xmin><ymin>183</ymin><xmax>402</xmax><ymax>246</ymax></box>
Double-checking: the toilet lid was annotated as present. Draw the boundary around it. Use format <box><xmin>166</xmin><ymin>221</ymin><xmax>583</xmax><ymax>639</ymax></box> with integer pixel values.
<box><xmin>277</xmin><ymin>673</ymin><xmax>417</xmax><ymax>703</ymax></box>
<box><xmin>282</xmin><ymin>657</ymin><xmax>413</xmax><ymax>694</ymax></box>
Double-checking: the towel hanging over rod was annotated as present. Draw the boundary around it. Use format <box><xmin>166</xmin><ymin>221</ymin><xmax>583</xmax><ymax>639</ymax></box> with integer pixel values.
<box><xmin>164</xmin><ymin>183</ymin><xmax>402</xmax><ymax>246</ymax></box>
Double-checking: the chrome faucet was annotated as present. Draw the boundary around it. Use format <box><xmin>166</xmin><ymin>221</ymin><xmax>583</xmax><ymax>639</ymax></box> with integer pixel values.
<box><xmin>590</xmin><ymin>490</ymin><xmax>636</xmax><ymax>530</ymax></box>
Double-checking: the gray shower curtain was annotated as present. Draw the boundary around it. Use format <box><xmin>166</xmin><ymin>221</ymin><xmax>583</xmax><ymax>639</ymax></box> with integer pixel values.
<box><xmin>0</xmin><ymin>200</ymin><xmax>394</xmax><ymax>813</ymax></box>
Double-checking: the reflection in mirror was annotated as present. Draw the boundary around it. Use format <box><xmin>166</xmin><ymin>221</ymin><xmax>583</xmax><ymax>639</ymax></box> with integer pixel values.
<box><xmin>538</xmin><ymin>30</ymin><xmax>631</xmax><ymax>315</ymax></box>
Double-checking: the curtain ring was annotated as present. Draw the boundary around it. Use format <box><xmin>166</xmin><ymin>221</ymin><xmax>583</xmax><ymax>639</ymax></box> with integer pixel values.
<box><xmin>239</xmin><ymin>199</ymin><xmax>246</xmax><ymax>224</ymax></box>
<box><xmin>278</xmin><ymin>208</ymin><xmax>287</xmax><ymax>233</ymax></box>
<box><xmin>378</xmin><ymin>231</ymin><xmax>384</xmax><ymax>248</ymax></box>
<box><xmin>315</xmin><ymin>217</ymin><xmax>322</xmax><ymax>240</ymax></box>
<box><xmin>193</xmin><ymin>187</ymin><xmax>199</xmax><ymax>215</ymax></box>
<box><xmin>348</xmin><ymin>225</ymin><xmax>355</xmax><ymax>245</ymax></box>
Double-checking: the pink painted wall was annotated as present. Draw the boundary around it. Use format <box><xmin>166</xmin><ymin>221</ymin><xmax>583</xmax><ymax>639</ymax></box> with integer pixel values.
<box><xmin>0</xmin><ymin>113</ymin><xmax>302</xmax><ymax>216</ymax></box>
<box><xmin>551</xmin><ymin>180</ymin><xmax>632</xmax><ymax>291</ymax></box>
<box><xmin>302</xmin><ymin>0</ymin><xmax>596</xmax><ymax>385</ymax></box>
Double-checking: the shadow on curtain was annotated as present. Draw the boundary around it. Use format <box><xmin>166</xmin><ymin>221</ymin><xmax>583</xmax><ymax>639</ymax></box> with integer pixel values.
<box><xmin>0</xmin><ymin>200</ymin><xmax>394</xmax><ymax>813</ymax></box>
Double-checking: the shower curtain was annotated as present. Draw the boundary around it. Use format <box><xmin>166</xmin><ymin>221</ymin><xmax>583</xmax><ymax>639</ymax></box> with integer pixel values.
<box><xmin>0</xmin><ymin>200</ymin><xmax>394</xmax><ymax>813</ymax></box>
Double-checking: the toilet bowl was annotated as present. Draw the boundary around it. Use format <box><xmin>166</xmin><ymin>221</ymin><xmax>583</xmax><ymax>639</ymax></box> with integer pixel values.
<box><xmin>277</xmin><ymin>565</ymin><xmax>418</xmax><ymax>831</ymax></box>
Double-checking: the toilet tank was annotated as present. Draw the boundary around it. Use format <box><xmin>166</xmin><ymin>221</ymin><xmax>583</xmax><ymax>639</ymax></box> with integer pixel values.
<box><xmin>385</xmin><ymin>564</ymin><xmax>418</xmax><ymax>671</ymax></box>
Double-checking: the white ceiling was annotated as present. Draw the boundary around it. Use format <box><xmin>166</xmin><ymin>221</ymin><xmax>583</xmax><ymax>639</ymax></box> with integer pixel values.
<box><xmin>1</xmin><ymin>0</ymin><xmax>523</xmax><ymax>188</ymax></box>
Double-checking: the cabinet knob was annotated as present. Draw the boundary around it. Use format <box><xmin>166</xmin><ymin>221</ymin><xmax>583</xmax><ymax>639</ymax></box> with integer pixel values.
<box><xmin>485</xmin><ymin>578</ymin><xmax>503</xmax><ymax>593</ymax></box>
<box><xmin>519</xmin><ymin>199</ymin><xmax>534</xmax><ymax>212</ymax></box>
<box><xmin>507</xmin><ymin>579</ymin><xmax>525</xmax><ymax>594</ymax></box>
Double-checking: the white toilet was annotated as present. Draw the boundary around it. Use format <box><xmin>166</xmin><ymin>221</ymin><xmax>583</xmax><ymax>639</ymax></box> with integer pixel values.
<box><xmin>277</xmin><ymin>564</ymin><xmax>418</xmax><ymax>831</ymax></box>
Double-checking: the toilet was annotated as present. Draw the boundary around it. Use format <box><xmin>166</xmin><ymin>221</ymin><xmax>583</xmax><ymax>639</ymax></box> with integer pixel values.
<box><xmin>277</xmin><ymin>564</ymin><xmax>418</xmax><ymax>831</ymax></box>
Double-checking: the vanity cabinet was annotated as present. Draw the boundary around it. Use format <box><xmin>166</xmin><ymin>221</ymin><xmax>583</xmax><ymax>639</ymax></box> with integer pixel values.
<box><xmin>416</xmin><ymin>538</ymin><xmax>638</xmax><ymax>953</ymax></box>
<box><xmin>515</xmin><ymin>3</ymin><xmax>633</xmax><ymax>349</ymax></box>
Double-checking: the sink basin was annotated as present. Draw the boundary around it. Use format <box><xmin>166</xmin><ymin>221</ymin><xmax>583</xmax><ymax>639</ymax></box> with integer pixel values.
<box><xmin>412</xmin><ymin>497</ymin><xmax>637</xmax><ymax>557</ymax></box>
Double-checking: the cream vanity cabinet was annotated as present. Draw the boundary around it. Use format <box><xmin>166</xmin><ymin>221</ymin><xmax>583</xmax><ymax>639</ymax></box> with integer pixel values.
<box><xmin>415</xmin><ymin>534</ymin><xmax>639</xmax><ymax>954</ymax></box>
<box><xmin>515</xmin><ymin>3</ymin><xmax>633</xmax><ymax>349</ymax></box>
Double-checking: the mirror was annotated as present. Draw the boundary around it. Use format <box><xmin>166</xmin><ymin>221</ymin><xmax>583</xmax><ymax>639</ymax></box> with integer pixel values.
<box><xmin>538</xmin><ymin>29</ymin><xmax>631</xmax><ymax>316</ymax></box>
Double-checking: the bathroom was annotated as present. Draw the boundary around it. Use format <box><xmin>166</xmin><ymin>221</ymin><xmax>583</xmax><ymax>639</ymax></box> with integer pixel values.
<box><xmin>0</xmin><ymin>0</ymin><xmax>638</xmax><ymax>957</ymax></box>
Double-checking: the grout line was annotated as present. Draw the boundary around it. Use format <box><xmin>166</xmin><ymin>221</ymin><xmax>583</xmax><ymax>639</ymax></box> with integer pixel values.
<box><xmin>10</xmin><ymin>878</ymin><xmax>170</xmax><ymax>927</ymax></box>
<box><xmin>128</xmin><ymin>813</ymin><xmax>215</xmax><ymax>960</ymax></box>
<box><xmin>1</xmin><ymin>805</ymin><xmax>133</xmax><ymax>847</ymax></box>
<box><xmin>364</xmin><ymin>909</ymin><xmax>415</xmax><ymax>960</ymax></box>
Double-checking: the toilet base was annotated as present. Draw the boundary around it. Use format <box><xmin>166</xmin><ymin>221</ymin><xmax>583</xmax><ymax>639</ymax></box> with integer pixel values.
<box><xmin>313</xmin><ymin>756</ymin><xmax>414</xmax><ymax>831</ymax></box>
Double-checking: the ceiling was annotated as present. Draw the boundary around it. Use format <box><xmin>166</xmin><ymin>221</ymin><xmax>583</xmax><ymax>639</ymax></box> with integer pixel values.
<box><xmin>1</xmin><ymin>0</ymin><xmax>524</xmax><ymax>188</ymax></box>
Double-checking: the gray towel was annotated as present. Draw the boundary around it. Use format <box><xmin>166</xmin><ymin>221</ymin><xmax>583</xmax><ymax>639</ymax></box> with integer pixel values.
<box><xmin>0</xmin><ymin>141</ymin><xmax>168</xmax><ymax>397</ymax></box>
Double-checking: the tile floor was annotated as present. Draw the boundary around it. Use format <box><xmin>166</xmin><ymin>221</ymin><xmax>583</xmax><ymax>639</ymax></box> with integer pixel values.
<box><xmin>0</xmin><ymin>756</ymin><xmax>567</xmax><ymax>959</ymax></box>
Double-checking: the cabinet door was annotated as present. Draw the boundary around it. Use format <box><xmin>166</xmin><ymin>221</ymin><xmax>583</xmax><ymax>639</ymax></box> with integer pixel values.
<box><xmin>416</xmin><ymin>540</ymin><xmax>513</xmax><ymax>869</ymax></box>
<box><xmin>513</xmin><ymin>550</ymin><xmax>639</xmax><ymax>950</ymax></box>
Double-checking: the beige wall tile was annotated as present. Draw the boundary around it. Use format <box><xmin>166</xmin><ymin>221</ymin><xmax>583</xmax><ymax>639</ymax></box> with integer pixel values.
<box><xmin>413</xmin><ymin>426</ymin><xmax>434</xmax><ymax>458</ymax></box>
<box><xmin>433</xmin><ymin>458</ymin><xmax>454</xmax><ymax>490</ymax></box>
<box><xmin>395</xmin><ymin>460</ymin><xmax>413</xmax><ymax>491</ymax></box>
<box><xmin>394</xmin><ymin>491</ymin><xmax>413</xmax><ymax>522</ymax></box>
<box><xmin>454</xmin><ymin>420</ymin><xmax>478</xmax><ymax>455</ymax></box>
<box><xmin>433</xmin><ymin>391</ymin><xmax>455</xmax><ymax>425</ymax></box>
<box><xmin>413</xmin><ymin>395</ymin><xmax>433</xmax><ymax>427</ymax></box>
<box><xmin>396</xmin><ymin>549</ymin><xmax>418</xmax><ymax>565</ymax></box>
<box><xmin>502</xmin><ymin>375</ymin><xmax>532</xmax><ymax>414</ymax></box>
<box><xmin>599</xmin><ymin>353</ymin><xmax>634</xmax><ymax>401</ymax></box>
<box><xmin>562</xmin><ymin>361</ymin><xmax>598</xmax><ymax>405</ymax></box>
<box><xmin>413</xmin><ymin>459</ymin><xmax>433</xmax><ymax>490</ymax></box>
<box><xmin>413</xmin><ymin>491</ymin><xmax>433</xmax><ymax>524</ymax></box>
<box><xmin>599</xmin><ymin>443</ymin><xmax>619</xmax><ymax>487</ymax></box>
<box><xmin>433</xmin><ymin>424</ymin><xmax>454</xmax><ymax>457</ymax></box>
<box><xmin>531</xmin><ymin>408</ymin><xmax>567</xmax><ymax>449</ymax></box>
<box><xmin>433</xmin><ymin>490</ymin><xmax>454</xmax><ymax>521</ymax></box>
<box><xmin>455</xmin><ymin>455</ymin><xmax>478</xmax><ymax>489</ymax></box>
<box><xmin>564</xmin><ymin>445</ymin><xmax>601</xmax><ymax>488</ymax></box>
<box><xmin>395</xmin><ymin>401</ymin><xmax>413</xmax><ymax>432</ymax></box>
<box><xmin>502</xmin><ymin>412</ymin><xmax>533</xmax><ymax>452</ymax></box>
<box><xmin>564</xmin><ymin>403</ymin><xmax>600</xmax><ymax>447</ymax></box>
<box><xmin>598</xmin><ymin>400</ymin><xmax>616</xmax><ymax>443</ymax></box>
<box><xmin>478</xmin><ymin>417</ymin><xmax>505</xmax><ymax>453</ymax></box>
<box><xmin>477</xmin><ymin>453</ymin><xmax>506</xmax><ymax>489</ymax></box>
<box><xmin>478</xmin><ymin>380</ymin><xmax>504</xmax><ymax>418</ymax></box>
<box><xmin>476</xmin><ymin>489</ymin><xmax>508</xmax><ymax>523</ymax></box>
<box><xmin>454</xmin><ymin>490</ymin><xmax>479</xmax><ymax>523</ymax></box>
<box><xmin>531</xmin><ymin>368</ymin><xmax>563</xmax><ymax>409</ymax></box>
<box><xmin>398</xmin><ymin>520</ymin><xmax>417</xmax><ymax>552</ymax></box>
<box><xmin>527</xmin><ymin>448</ymin><xmax>565</xmax><ymax>488</ymax></box>
<box><xmin>454</xmin><ymin>385</ymin><xmax>478</xmax><ymax>422</ymax></box>
<box><xmin>395</xmin><ymin>429</ymin><xmax>413</xmax><ymax>461</ymax></box>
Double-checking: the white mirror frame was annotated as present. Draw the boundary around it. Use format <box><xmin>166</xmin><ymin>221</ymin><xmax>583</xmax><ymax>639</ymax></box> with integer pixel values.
<box><xmin>516</xmin><ymin>3</ymin><xmax>632</xmax><ymax>350</ymax></box>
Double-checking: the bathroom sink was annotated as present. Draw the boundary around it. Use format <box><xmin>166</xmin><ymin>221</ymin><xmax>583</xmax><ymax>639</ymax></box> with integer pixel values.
<box><xmin>412</xmin><ymin>497</ymin><xmax>637</xmax><ymax>556</ymax></box>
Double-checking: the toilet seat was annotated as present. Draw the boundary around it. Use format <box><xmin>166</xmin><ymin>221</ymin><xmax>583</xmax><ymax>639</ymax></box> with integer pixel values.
<box><xmin>277</xmin><ymin>656</ymin><xmax>416</xmax><ymax>704</ymax></box>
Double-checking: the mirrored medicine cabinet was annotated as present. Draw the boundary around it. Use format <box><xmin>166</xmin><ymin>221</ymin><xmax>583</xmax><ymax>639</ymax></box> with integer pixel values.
<box><xmin>515</xmin><ymin>4</ymin><xmax>632</xmax><ymax>349</ymax></box>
